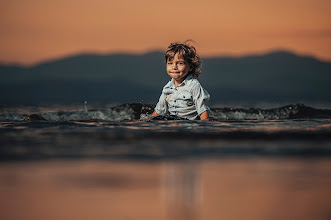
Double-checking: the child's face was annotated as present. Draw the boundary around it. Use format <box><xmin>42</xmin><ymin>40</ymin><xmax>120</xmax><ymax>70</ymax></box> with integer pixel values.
<box><xmin>166</xmin><ymin>53</ymin><xmax>191</xmax><ymax>85</ymax></box>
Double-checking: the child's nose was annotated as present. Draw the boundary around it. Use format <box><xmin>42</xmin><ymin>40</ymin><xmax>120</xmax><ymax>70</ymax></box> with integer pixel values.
<box><xmin>172</xmin><ymin>63</ymin><xmax>178</xmax><ymax>69</ymax></box>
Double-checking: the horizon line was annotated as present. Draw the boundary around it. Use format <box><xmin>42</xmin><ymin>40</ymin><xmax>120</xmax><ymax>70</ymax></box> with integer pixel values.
<box><xmin>1</xmin><ymin>48</ymin><xmax>330</xmax><ymax>68</ymax></box>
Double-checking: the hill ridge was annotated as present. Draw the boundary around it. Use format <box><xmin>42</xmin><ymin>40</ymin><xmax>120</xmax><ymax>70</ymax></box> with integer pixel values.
<box><xmin>1</xmin><ymin>49</ymin><xmax>329</xmax><ymax>69</ymax></box>
<box><xmin>0</xmin><ymin>50</ymin><xmax>330</xmax><ymax>105</ymax></box>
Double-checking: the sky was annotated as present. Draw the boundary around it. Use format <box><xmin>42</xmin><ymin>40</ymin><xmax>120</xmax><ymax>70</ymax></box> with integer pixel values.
<box><xmin>0</xmin><ymin>0</ymin><xmax>330</xmax><ymax>66</ymax></box>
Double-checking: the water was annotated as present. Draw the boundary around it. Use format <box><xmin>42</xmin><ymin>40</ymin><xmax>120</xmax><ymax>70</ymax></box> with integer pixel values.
<box><xmin>1</xmin><ymin>103</ymin><xmax>330</xmax><ymax>160</ymax></box>
<box><xmin>0</xmin><ymin>103</ymin><xmax>331</xmax><ymax>220</ymax></box>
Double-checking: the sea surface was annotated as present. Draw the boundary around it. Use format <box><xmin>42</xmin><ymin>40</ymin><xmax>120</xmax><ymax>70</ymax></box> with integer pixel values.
<box><xmin>0</xmin><ymin>103</ymin><xmax>331</xmax><ymax>220</ymax></box>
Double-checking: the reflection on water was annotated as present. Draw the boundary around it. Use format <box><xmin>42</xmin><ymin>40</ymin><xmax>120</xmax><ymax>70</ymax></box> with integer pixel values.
<box><xmin>0</xmin><ymin>158</ymin><xmax>331</xmax><ymax>220</ymax></box>
<box><xmin>163</xmin><ymin>160</ymin><xmax>201</xmax><ymax>220</ymax></box>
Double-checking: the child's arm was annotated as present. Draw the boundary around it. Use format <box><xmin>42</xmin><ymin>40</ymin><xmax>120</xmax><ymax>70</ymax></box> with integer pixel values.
<box><xmin>200</xmin><ymin>111</ymin><xmax>210</xmax><ymax>121</ymax></box>
<box><xmin>151</xmin><ymin>111</ymin><xmax>160</xmax><ymax>117</ymax></box>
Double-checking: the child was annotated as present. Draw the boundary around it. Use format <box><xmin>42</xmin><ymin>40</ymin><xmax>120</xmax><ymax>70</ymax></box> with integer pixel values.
<box><xmin>151</xmin><ymin>42</ymin><xmax>210</xmax><ymax>120</ymax></box>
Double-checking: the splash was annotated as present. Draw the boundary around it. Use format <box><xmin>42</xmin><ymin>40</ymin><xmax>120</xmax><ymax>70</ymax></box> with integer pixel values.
<box><xmin>1</xmin><ymin>103</ymin><xmax>331</xmax><ymax>122</ymax></box>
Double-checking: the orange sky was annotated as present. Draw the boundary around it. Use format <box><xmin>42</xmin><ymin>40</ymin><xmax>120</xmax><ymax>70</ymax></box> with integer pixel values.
<box><xmin>0</xmin><ymin>0</ymin><xmax>330</xmax><ymax>66</ymax></box>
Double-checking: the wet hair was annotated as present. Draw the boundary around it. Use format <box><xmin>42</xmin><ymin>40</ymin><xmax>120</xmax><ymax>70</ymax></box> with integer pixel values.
<box><xmin>165</xmin><ymin>41</ymin><xmax>202</xmax><ymax>78</ymax></box>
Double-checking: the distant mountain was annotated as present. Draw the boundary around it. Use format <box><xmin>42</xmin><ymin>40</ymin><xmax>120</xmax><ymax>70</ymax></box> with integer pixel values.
<box><xmin>1</xmin><ymin>50</ymin><xmax>330</xmax><ymax>105</ymax></box>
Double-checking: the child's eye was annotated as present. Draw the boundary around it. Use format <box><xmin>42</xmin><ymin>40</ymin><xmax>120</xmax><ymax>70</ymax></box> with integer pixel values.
<box><xmin>167</xmin><ymin>62</ymin><xmax>172</xmax><ymax>65</ymax></box>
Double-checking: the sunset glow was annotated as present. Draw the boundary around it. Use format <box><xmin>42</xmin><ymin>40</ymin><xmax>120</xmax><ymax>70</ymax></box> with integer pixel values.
<box><xmin>0</xmin><ymin>0</ymin><xmax>330</xmax><ymax>65</ymax></box>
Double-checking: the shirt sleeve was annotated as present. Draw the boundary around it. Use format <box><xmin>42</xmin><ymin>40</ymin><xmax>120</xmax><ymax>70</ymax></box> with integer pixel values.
<box><xmin>191</xmin><ymin>84</ymin><xmax>210</xmax><ymax>115</ymax></box>
<box><xmin>154</xmin><ymin>90</ymin><xmax>168</xmax><ymax>115</ymax></box>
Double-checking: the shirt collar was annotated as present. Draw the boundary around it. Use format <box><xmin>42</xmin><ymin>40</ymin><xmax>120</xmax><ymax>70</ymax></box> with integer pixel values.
<box><xmin>168</xmin><ymin>74</ymin><xmax>194</xmax><ymax>88</ymax></box>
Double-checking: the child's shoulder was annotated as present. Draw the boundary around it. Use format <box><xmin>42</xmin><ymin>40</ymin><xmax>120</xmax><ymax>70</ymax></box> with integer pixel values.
<box><xmin>186</xmin><ymin>75</ymin><xmax>202</xmax><ymax>87</ymax></box>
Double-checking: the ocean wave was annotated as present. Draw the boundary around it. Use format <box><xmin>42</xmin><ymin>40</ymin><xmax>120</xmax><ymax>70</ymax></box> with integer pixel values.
<box><xmin>1</xmin><ymin>103</ymin><xmax>331</xmax><ymax>122</ymax></box>
<box><xmin>1</xmin><ymin>104</ymin><xmax>331</xmax><ymax>160</ymax></box>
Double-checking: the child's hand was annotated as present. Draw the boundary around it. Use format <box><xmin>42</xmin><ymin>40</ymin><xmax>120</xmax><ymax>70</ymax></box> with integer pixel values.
<box><xmin>151</xmin><ymin>111</ymin><xmax>160</xmax><ymax>117</ymax></box>
<box><xmin>200</xmin><ymin>111</ymin><xmax>210</xmax><ymax>120</ymax></box>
